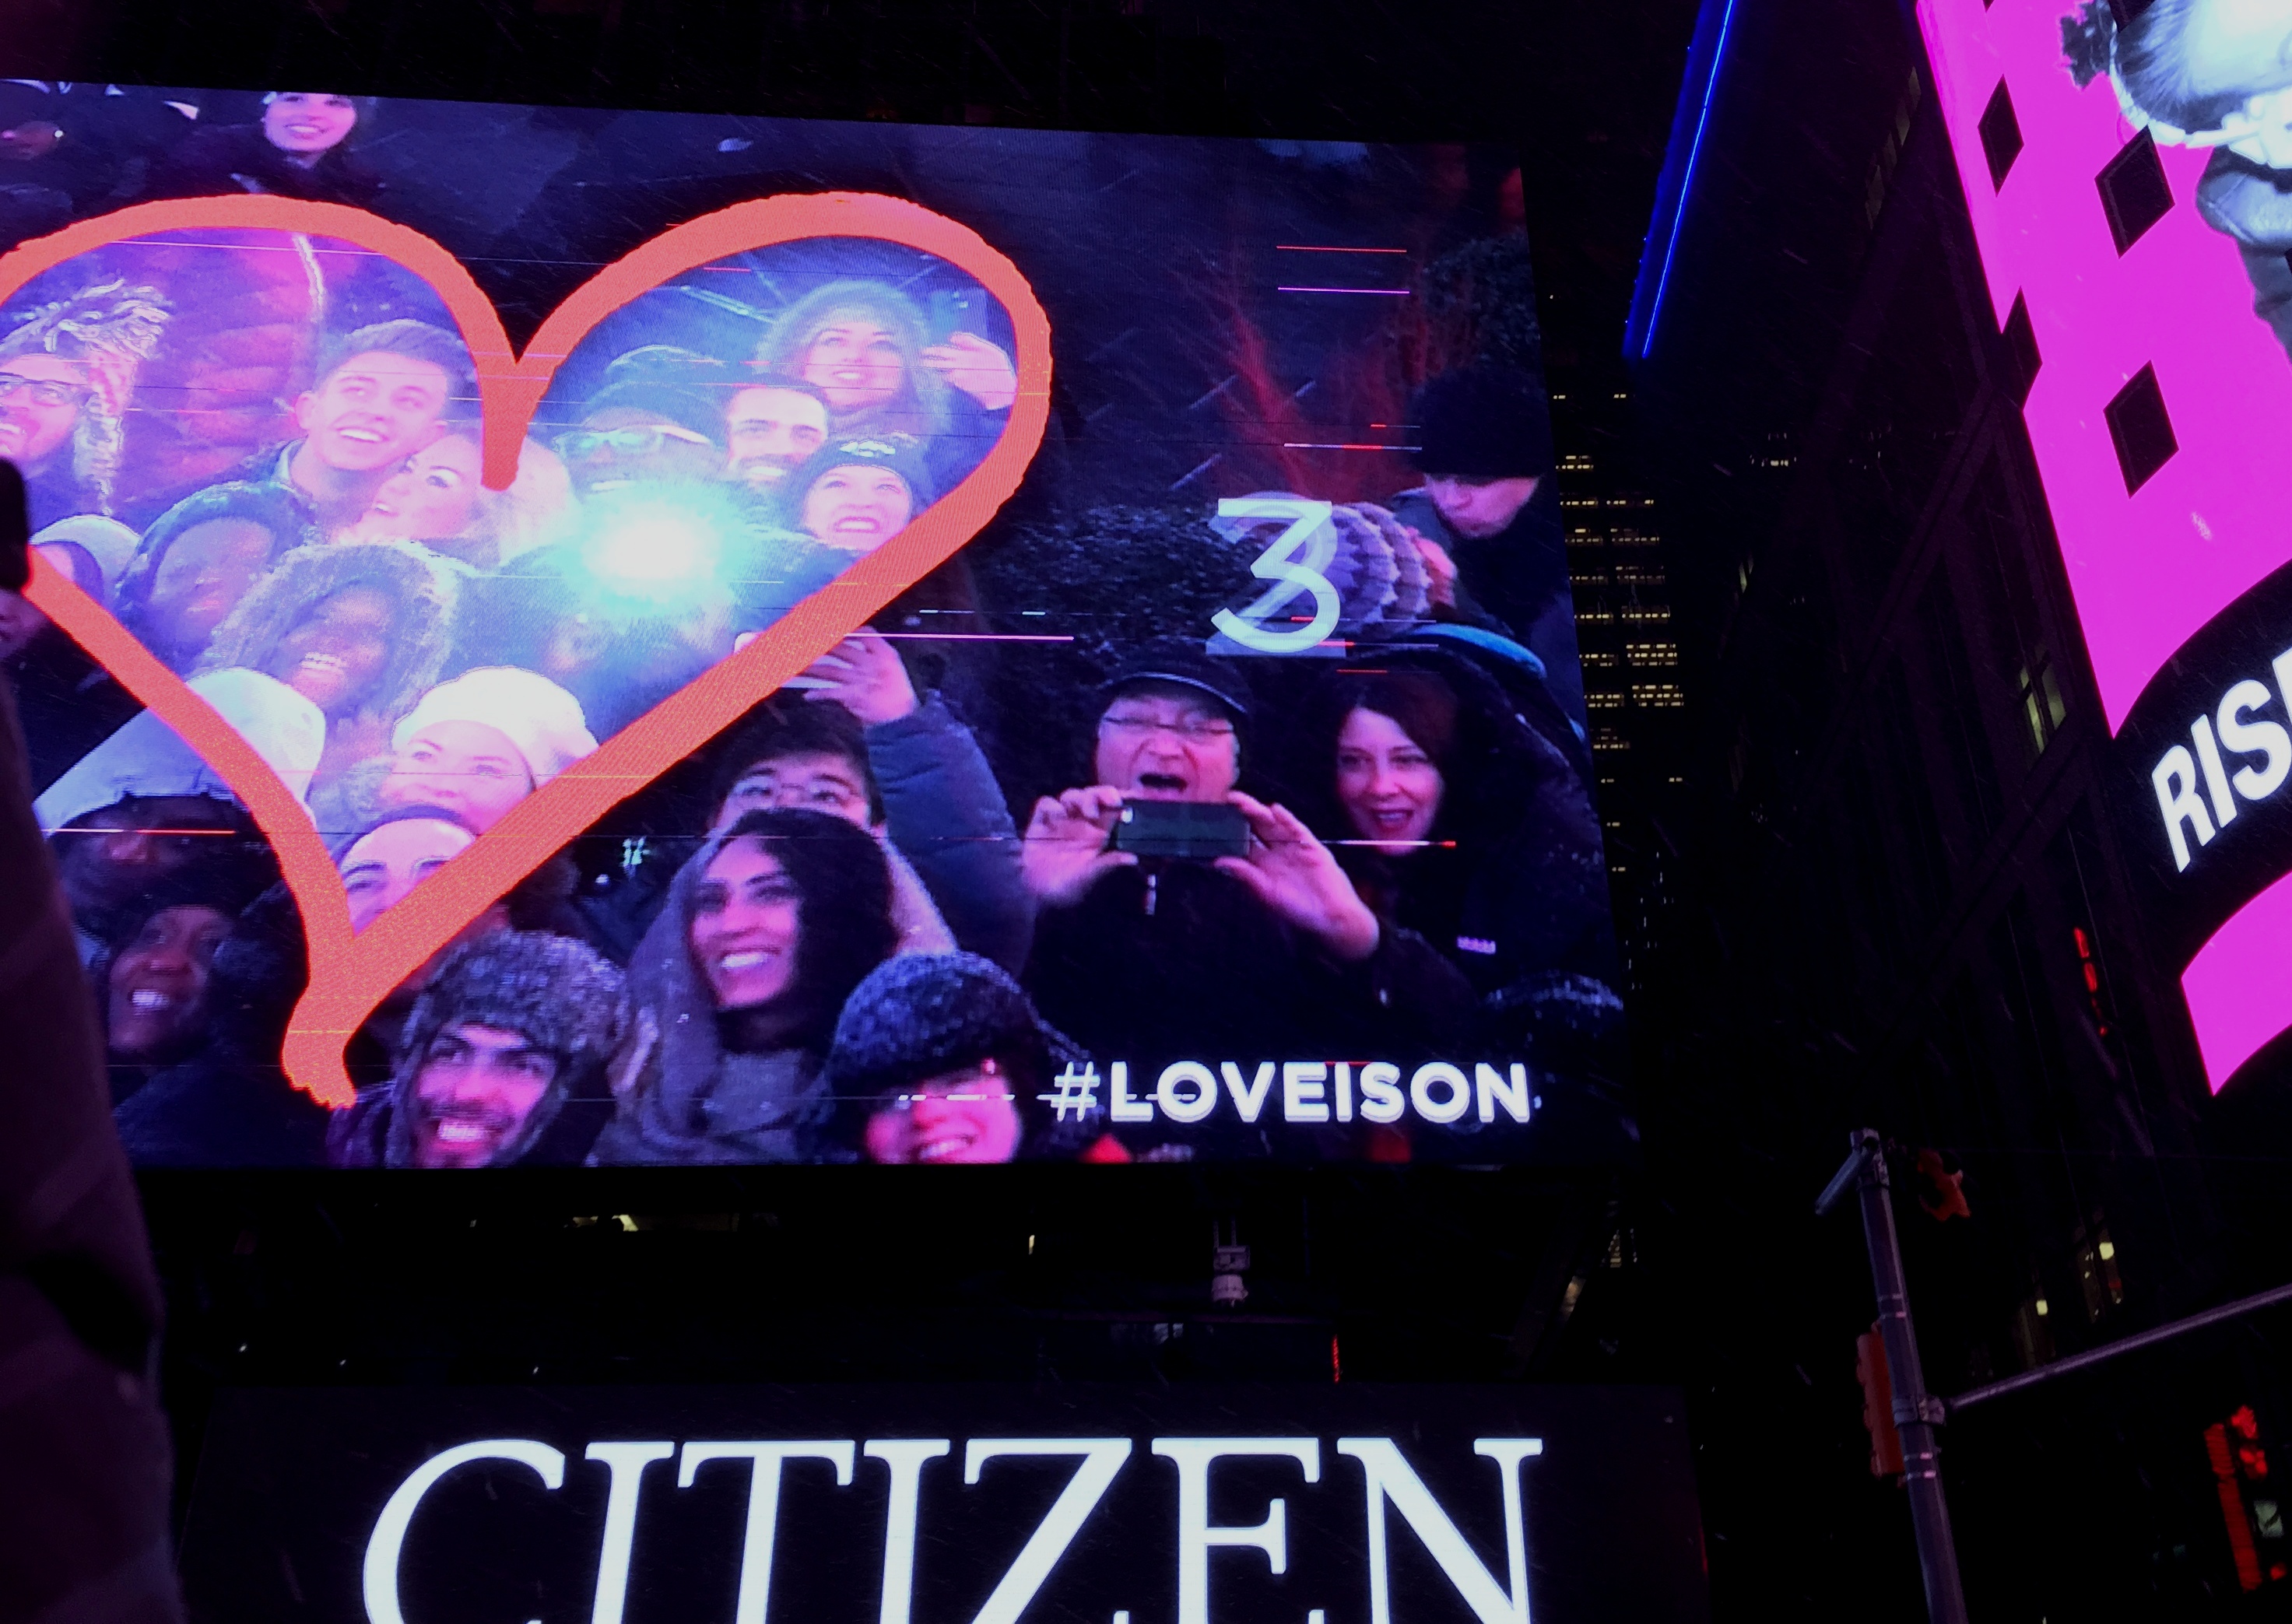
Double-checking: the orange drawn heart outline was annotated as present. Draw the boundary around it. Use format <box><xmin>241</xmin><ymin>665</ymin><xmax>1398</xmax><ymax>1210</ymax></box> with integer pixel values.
<box><xmin>13</xmin><ymin>194</ymin><xmax>1051</xmax><ymax>1108</ymax></box>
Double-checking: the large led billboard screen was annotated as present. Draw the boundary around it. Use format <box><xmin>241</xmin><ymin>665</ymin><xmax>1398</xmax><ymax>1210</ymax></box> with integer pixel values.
<box><xmin>0</xmin><ymin>88</ymin><xmax>1628</xmax><ymax>1166</ymax></box>
<box><xmin>1918</xmin><ymin>0</ymin><xmax>2292</xmax><ymax>1094</ymax></box>
<box><xmin>175</xmin><ymin>1383</ymin><xmax>1709</xmax><ymax>1624</ymax></box>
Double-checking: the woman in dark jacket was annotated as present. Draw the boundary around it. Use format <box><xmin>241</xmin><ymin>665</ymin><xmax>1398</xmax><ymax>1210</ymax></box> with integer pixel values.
<box><xmin>1289</xmin><ymin>651</ymin><xmax>1620</xmax><ymax>1050</ymax></box>
<box><xmin>148</xmin><ymin>92</ymin><xmax>384</xmax><ymax>211</ymax></box>
<box><xmin>589</xmin><ymin>807</ymin><xmax>902</xmax><ymax>1165</ymax></box>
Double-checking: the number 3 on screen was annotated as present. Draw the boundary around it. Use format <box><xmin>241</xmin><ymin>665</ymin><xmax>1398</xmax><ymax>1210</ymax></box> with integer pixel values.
<box><xmin>1210</xmin><ymin>496</ymin><xmax>1341</xmax><ymax>654</ymax></box>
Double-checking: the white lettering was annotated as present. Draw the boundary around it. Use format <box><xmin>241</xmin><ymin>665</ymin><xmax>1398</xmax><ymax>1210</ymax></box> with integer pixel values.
<box><xmin>2193</xmin><ymin>715</ymin><xmax>2239</xmax><ymax>830</ymax></box>
<box><xmin>1358</xmin><ymin>1063</ymin><xmax>1405</xmax><ymax>1124</ymax></box>
<box><xmin>1283</xmin><ymin>1062</ymin><xmax>1330</xmax><ymax>1123</ymax></box>
<box><xmin>587</xmin><ymin>1443</ymin><xmax>675</xmax><ymax>1624</ymax></box>
<box><xmin>1334</xmin><ymin>1062</ymin><xmax>1354</xmax><ymax>1123</ymax></box>
<box><xmin>1158</xmin><ymin>1062</ymin><xmax>1219</xmax><ymax>1124</ymax></box>
<box><xmin>1411</xmin><ymin>1063</ymin><xmax>1471</xmax><ymax>1125</ymax></box>
<box><xmin>864</xmin><ymin>1440</ymin><xmax>951</xmax><ymax>1624</ymax></box>
<box><xmin>1336</xmin><ymin>1436</ymin><xmax>1543</xmax><ymax>1624</ymax></box>
<box><xmin>364</xmin><ymin>1440</ymin><xmax>564</xmax><ymax>1624</ymax></box>
<box><xmin>1109</xmin><ymin>1061</ymin><xmax>1155</xmax><ymax>1123</ymax></box>
<box><xmin>1475</xmin><ymin>1064</ymin><xmax>1531</xmax><ymax>1125</ymax></box>
<box><xmin>1151</xmin><ymin>1439</ymin><xmax>1321</xmax><ymax>1624</ymax></box>
<box><xmin>1222</xmin><ymin>1061</ymin><xmax>1277</xmax><ymax>1123</ymax></box>
<box><xmin>677</xmin><ymin>1441</ymin><xmax>855</xmax><ymax>1624</ymax></box>
<box><xmin>2218</xmin><ymin>679</ymin><xmax>2292</xmax><ymax>802</ymax></box>
<box><xmin>2153</xmin><ymin>744</ymin><xmax>2214</xmax><ymax>872</ymax></box>
<box><xmin>963</xmin><ymin>1440</ymin><xmax>1132</xmax><ymax>1624</ymax></box>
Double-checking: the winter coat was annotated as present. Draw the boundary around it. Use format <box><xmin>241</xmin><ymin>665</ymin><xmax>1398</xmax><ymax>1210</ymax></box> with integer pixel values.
<box><xmin>1023</xmin><ymin>859</ymin><xmax>1479</xmax><ymax>1159</ymax></box>
<box><xmin>869</xmin><ymin>693</ymin><xmax>1031</xmax><ymax>972</ymax></box>
<box><xmin>147</xmin><ymin>122</ymin><xmax>385</xmax><ymax>212</ymax></box>
<box><xmin>110</xmin><ymin>881</ymin><xmax>328</xmax><ymax>1168</ymax></box>
<box><xmin>0</xmin><ymin>551</ymin><xmax>184</xmax><ymax>1624</ymax></box>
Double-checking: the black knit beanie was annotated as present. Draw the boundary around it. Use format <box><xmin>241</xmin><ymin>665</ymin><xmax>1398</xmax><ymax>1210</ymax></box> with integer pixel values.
<box><xmin>824</xmin><ymin>951</ymin><xmax>1082</xmax><ymax>1101</ymax></box>
<box><xmin>1410</xmin><ymin>365</ymin><xmax>1555</xmax><ymax>480</ymax></box>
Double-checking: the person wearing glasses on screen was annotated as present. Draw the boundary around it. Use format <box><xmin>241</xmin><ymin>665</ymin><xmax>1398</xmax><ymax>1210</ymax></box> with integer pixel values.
<box><xmin>328</xmin><ymin>931</ymin><xmax>630</xmax><ymax>1170</ymax></box>
<box><xmin>554</xmin><ymin>371</ymin><xmax>725</xmax><ymax>501</ymax></box>
<box><xmin>0</xmin><ymin>279</ymin><xmax>170</xmax><ymax>528</ymax></box>
<box><xmin>590</xmin><ymin>807</ymin><xmax>903</xmax><ymax>1165</ymax></box>
<box><xmin>1018</xmin><ymin>641</ymin><xmax>1475</xmax><ymax>1159</ymax></box>
<box><xmin>2066</xmin><ymin>0</ymin><xmax>2292</xmax><ymax>362</ymax></box>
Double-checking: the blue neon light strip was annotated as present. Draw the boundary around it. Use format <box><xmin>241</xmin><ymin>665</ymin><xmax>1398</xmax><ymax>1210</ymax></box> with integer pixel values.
<box><xmin>1637</xmin><ymin>0</ymin><xmax>1742</xmax><ymax>358</ymax></box>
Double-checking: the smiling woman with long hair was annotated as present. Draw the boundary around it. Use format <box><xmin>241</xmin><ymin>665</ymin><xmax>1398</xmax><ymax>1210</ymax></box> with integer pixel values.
<box><xmin>591</xmin><ymin>807</ymin><xmax>901</xmax><ymax>1165</ymax></box>
<box><xmin>1288</xmin><ymin>651</ymin><xmax>1616</xmax><ymax>1047</ymax></box>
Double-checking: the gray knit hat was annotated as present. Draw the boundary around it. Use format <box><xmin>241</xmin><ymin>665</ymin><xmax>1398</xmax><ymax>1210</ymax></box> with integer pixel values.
<box><xmin>395</xmin><ymin>930</ymin><xmax>628</xmax><ymax>1077</ymax></box>
<box><xmin>381</xmin><ymin>930</ymin><xmax>630</xmax><ymax>1169</ymax></box>
<box><xmin>824</xmin><ymin>951</ymin><xmax>1084</xmax><ymax>1102</ymax></box>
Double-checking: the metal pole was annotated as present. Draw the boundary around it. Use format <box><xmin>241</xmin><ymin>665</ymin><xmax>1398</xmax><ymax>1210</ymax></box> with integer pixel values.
<box><xmin>1945</xmin><ymin>1276</ymin><xmax>2292</xmax><ymax>1415</ymax></box>
<box><xmin>1819</xmin><ymin>1130</ymin><xmax>1971</xmax><ymax>1624</ymax></box>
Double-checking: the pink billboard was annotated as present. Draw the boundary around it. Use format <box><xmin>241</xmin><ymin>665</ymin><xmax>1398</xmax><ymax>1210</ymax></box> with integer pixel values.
<box><xmin>1919</xmin><ymin>0</ymin><xmax>2292</xmax><ymax>1091</ymax></box>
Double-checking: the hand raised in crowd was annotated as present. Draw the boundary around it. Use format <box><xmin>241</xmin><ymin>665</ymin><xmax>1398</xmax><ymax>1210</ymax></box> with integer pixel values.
<box><xmin>1020</xmin><ymin>784</ymin><xmax>1135</xmax><ymax>905</ymax></box>
<box><xmin>800</xmin><ymin>628</ymin><xmax>918</xmax><ymax>725</ymax></box>
<box><xmin>919</xmin><ymin>331</ymin><xmax>1019</xmax><ymax>412</ymax></box>
<box><xmin>1214</xmin><ymin>792</ymin><xmax>1381</xmax><ymax>963</ymax></box>
<box><xmin>1409</xmin><ymin>529</ymin><xmax>1459</xmax><ymax>610</ymax></box>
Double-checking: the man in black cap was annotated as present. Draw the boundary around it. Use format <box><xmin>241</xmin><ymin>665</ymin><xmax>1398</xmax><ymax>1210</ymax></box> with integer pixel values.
<box><xmin>327</xmin><ymin>930</ymin><xmax>629</xmax><ymax>1169</ymax></box>
<box><xmin>556</xmin><ymin>373</ymin><xmax>727</xmax><ymax>501</ymax></box>
<box><xmin>1387</xmin><ymin>365</ymin><xmax>1581</xmax><ymax>724</ymax></box>
<box><xmin>1019</xmin><ymin>639</ymin><xmax>1475</xmax><ymax>1158</ymax></box>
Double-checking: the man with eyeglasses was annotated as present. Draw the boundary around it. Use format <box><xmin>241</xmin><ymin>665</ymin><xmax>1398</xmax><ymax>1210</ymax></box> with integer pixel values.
<box><xmin>0</xmin><ymin>359</ymin><xmax>91</xmax><ymax>517</ymax></box>
<box><xmin>1020</xmin><ymin>640</ymin><xmax>1476</xmax><ymax>1158</ymax></box>
<box><xmin>0</xmin><ymin>279</ymin><xmax>170</xmax><ymax>529</ymax></box>
<box><xmin>556</xmin><ymin>375</ymin><xmax>725</xmax><ymax>500</ymax></box>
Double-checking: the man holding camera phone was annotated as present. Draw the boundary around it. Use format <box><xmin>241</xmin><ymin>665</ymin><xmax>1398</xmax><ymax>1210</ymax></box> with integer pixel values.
<box><xmin>1020</xmin><ymin>642</ymin><xmax>1473</xmax><ymax>1156</ymax></box>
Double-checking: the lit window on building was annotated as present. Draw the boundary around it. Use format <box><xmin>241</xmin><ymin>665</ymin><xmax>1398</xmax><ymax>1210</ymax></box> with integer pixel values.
<box><xmin>1592</xmin><ymin>727</ymin><xmax>1630</xmax><ymax>752</ymax></box>
<box><xmin>1580</xmin><ymin>651</ymin><xmax>1620</xmax><ymax>668</ymax></box>
<box><xmin>1571</xmin><ymin>566</ymin><xmax>1610</xmax><ymax>586</ymax></box>
<box><xmin>1587</xmin><ymin>690</ymin><xmax>1627</xmax><ymax>710</ymax></box>
<box><xmin>1615</xmin><ymin>563</ymin><xmax>1666</xmax><ymax>585</ymax></box>
<box><xmin>1579</xmin><ymin>607</ymin><xmax>1616</xmax><ymax>625</ymax></box>
<box><xmin>1630</xmin><ymin>682</ymin><xmax>1686</xmax><ymax>709</ymax></box>
<box><xmin>1620</xmin><ymin>605</ymin><xmax>1670</xmax><ymax>624</ymax></box>
<box><xmin>1566</xmin><ymin>528</ymin><xmax>1603</xmax><ymax>547</ymax></box>
<box><xmin>1625</xmin><ymin>641</ymin><xmax>1680</xmax><ymax>667</ymax></box>
<box><xmin>1560</xmin><ymin>454</ymin><xmax>1595</xmax><ymax>471</ymax></box>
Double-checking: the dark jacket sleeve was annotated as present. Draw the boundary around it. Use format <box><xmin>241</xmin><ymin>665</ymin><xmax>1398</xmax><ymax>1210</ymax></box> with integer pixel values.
<box><xmin>0</xmin><ymin>569</ymin><xmax>185</xmax><ymax>1618</ymax></box>
<box><xmin>1297</xmin><ymin>917</ymin><xmax>1481</xmax><ymax>1061</ymax></box>
<box><xmin>869</xmin><ymin>693</ymin><xmax>1034</xmax><ymax>972</ymax></box>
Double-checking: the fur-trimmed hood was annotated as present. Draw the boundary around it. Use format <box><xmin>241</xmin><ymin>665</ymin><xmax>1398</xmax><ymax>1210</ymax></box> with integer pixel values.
<box><xmin>195</xmin><ymin>538</ymin><xmax>460</xmax><ymax>727</ymax></box>
<box><xmin>751</xmin><ymin>279</ymin><xmax>952</xmax><ymax>441</ymax></box>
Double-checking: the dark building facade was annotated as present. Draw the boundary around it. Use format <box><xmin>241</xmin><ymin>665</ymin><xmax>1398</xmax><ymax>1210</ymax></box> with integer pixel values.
<box><xmin>1630</xmin><ymin>0</ymin><xmax>2292</xmax><ymax>1614</ymax></box>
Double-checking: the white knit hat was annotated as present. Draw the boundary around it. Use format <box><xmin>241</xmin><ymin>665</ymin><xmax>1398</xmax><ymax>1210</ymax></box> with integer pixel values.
<box><xmin>390</xmin><ymin>666</ymin><xmax>598</xmax><ymax>787</ymax></box>
<box><xmin>31</xmin><ymin>515</ymin><xmax>140</xmax><ymax>596</ymax></box>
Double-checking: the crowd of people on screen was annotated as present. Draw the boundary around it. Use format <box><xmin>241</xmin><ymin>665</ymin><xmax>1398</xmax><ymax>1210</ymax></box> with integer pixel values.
<box><xmin>0</xmin><ymin>92</ymin><xmax>1612</xmax><ymax>1167</ymax></box>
